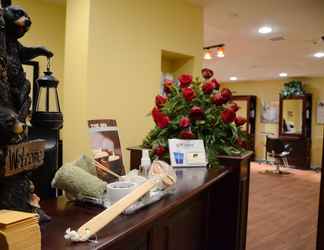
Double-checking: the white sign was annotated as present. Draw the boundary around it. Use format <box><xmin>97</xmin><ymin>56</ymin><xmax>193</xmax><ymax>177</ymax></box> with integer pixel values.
<box><xmin>168</xmin><ymin>139</ymin><xmax>207</xmax><ymax>167</ymax></box>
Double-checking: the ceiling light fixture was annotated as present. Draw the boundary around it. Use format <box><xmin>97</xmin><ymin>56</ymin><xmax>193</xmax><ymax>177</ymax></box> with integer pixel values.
<box><xmin>258</xmin><ymin>26</ymin><xmax>272</xmax><ymax>34</ymax></box>
<box><xmin>229</xmin><ymin>76</ymin><xmax>237</xmax><ymax>81</ymax></box>
<box><xmin>204</xmin><ymin>50</ymin><xmax>213</xmax><ymax>60</ymax></box>
<box><xmin>203</xmin><ymin>43</ymin><xmax>225</xmax><ymax>60</ymax></box>
<box><xmin>216</xmin><ymin>47</ymin><xmax>225</xmax><ymax>58</ymax></box>
<box><xmin>279</xmin><ymin>72</ymin><xmax>288</xmax><ymax>77</ymax></box>
<box><xmin>314</xmin><ymin>52</ymin><xmax>324</xmax><ymax>58</ymax></box>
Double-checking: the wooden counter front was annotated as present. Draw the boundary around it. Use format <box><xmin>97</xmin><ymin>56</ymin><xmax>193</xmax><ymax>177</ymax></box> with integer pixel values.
<box><xmin>41</xmin><ymin>164</ymin><xmax>250</xmax><ymax>250</ymax></box>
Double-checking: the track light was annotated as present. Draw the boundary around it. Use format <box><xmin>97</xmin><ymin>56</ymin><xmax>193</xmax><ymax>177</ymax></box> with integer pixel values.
<box><xmin>216</xmin><ymin>47</ymin><xmax>225</xmax><ymax>58</ymax></box>
<box><xmin>203</xmin><ymin>44</ymin><xmax>225</xmax><ymax>60</ymax></box>
<box><xmin>204</xmin><ymin>50</ymin><xmax>212</xmax><ymax>60</ymax></box>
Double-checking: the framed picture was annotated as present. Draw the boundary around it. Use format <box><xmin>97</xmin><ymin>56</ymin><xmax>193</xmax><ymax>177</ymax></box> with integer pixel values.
<box><xmin>317</xmin><ymin>100</ymin><xmax>324</xmax><ymax>124</ymax></box>
<box><xmin>261</xmin><ymin>101</ymin><xmax>279</xmax><ymax>124</ymax></box>
<box><xmin>88</xmin><ymin>119</ymin><xmax>125</xmax><ymax>182</ymax></box>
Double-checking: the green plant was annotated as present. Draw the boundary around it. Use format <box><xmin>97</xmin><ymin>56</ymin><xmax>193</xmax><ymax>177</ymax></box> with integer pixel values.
<box><xmin>281</xmin><ymin>80</ymin><xmax>305</xmax><ymax>97</ymax></box>
<box><xmin>142</xmin><ymin>69</ymin><xmax>248</xmax><ymax>167</ymax></box>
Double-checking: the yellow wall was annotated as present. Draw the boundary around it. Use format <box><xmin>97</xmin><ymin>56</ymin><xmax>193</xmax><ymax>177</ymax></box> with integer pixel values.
<box><xmin>223</xmin><ymin>78</ymin><xmax>324</xmax><ymax>167</ymax></box>
<box><xmin>63</xmin><ymin>0</ymin><xmax>203</xmax><ymax>168</ymax></box>
<box><xmin>16</xmin><ymin>0</ymin><xmax>66</xmax><ymax>99</ymax></box>
<box><xmin>63</xmin><ymin>0</ymin><xmax>91</xmax><ymax>160</ymax></box>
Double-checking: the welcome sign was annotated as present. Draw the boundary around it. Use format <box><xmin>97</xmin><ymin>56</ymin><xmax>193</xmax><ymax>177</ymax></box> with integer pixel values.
<box><xmin>2</xmin><ymin>140</ymin><xmax>45</xmax><ymax>177</ymax></box>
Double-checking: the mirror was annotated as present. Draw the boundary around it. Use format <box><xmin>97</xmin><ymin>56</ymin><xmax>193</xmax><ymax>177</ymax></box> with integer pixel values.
<box><xmin>235</xmin><ymin>100</ymin><xmax>248</xmax><ymax>131</ymax></box>
<box><xmin>232</xmin><ymin>95</ymin><xmax>257</xmax><ymax>151</ymax></box>
<box><xmin>281</xmin><ymin>99</ymin><xmax>303</xmax><ymax>135</ymax></box>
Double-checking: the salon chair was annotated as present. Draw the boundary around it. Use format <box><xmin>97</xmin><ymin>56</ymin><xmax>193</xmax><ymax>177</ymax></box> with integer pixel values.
<box><xmin>265</xmin><ymin>136</ymin><xmax>292</xmax><ymax>174</ymax></box>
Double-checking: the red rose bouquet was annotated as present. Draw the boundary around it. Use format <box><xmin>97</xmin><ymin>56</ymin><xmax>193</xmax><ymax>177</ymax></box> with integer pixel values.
<box><xmin>143</xmin><ymin>68</ymin><xmax>248</xmax><ymax>167</ymax></box>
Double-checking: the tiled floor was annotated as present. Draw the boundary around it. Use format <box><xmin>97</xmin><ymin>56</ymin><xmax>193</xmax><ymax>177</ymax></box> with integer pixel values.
<box><xmin>247</xmin><ymin>162</ymin><xmax>321</xmax><ymax>250</ymax></box>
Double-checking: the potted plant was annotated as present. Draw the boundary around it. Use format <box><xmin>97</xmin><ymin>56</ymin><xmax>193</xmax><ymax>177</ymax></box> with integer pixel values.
<box><xmin>142</xmin><ymin>68</ymin><xmax>249</xmax><ymax>168</ymax></box>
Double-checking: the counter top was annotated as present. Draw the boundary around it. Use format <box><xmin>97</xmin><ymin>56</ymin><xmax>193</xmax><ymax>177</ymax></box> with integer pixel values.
<box><xmin>41</xmin><ymin>167</ymin><xmax>228</xmax><ymax>250</ymax></box>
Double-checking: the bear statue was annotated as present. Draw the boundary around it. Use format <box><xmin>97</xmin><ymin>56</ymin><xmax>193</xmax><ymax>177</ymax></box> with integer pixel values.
<box><xmin>2</xmin><ymin>0</ymin><xmax>53</xmax><ymax>122</ymax></box>
<box><xmin>0</xmin><ymin>106</ymin><xmax>25</xmax><ymax>167</ymax></box>
<box><xmin>0</xmin><ymin>0</ymin><xmax>52</xmax><ymax>221</ymax></box>
<box><xmin>0</xmin><ymin>107</ymin><xmax>50</xmax><ymax>221</ymax></box>
<box><xmin>0</xmin><ymin>106</ymin><xmax>25</xmax><ymax>146</ymax></box>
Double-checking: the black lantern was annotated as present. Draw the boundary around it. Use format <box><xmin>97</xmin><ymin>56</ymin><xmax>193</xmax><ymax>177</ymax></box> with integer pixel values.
<box><xmin>29</xmin><ymin>57</ymin><xmax>63</xmax><ymax>199</ymax></box>
<box><xmin>32</xmin><ymin>58</ymin><xmax>63</xmax><ymax>130</ymax></box>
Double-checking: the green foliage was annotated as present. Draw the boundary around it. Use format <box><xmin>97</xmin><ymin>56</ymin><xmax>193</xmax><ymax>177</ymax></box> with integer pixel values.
<box><xmin>281</xmin><ymin>80</ymin><xmax>305</xmax><ymax>97</ymax></box>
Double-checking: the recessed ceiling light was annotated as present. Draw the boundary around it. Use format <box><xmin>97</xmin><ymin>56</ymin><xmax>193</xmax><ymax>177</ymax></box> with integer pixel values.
<box><xmin>229</xmin><ymin>76</ymin><xmax>237</xmax><ymax>81</ymax></box>
<box><xmin>279</xmin><ymin>72</ymin><xmax>288</xmax><ymax>77</ymax></box>
<box><xmin>314</xmin><ymin>52</ymin><xmax>324</xmax><ymax>58</ymax></box>
<box><xmin>258</xmin><ymin>26</ymin><xmax>272</xmax><ymax>34</ymax></box>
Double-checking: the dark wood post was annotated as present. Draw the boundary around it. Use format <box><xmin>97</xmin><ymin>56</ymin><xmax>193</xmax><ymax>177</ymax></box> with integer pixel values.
<box><xmin>317</xmin><ymin>127</ymin><xmax>324</xmax><ymax>250</ymax></box>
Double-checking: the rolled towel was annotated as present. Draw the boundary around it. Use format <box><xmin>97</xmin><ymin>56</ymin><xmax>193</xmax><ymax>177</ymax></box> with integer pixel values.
<box><xmin>73</xmin><ymin>155</ymin><xmax>97</xmax><ymax>176</ymax></box>
<box><xmin>51</xmin><ymin>164</ymin><xmax>106</xmax><ymax>200</ymax></box>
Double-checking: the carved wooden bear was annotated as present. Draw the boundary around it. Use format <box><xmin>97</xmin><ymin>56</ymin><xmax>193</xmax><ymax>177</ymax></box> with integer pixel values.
<box><xmin>0</xmin><ymin>107</ymin><xmax>25</xmax><ymax>171</ymax></box>
<box><xmin>0</xmin><ymin>0</ymin><xmax>52</xmax><ymax>221</ymax></box>
<box><xmin>0</xmin><ymin>107</ymin><xmax>49</xmax><ymax>220</ymax></box>
<box><xmin>0</xmin><ymin>106</ymin><xmax>25</xmax><ymax>146</ymax></box>
<box><xmin>2</xmin><ymin>0</ymin><xmax>53</xmax><ymax>122</ymax></box>
<box><xmin>0</xmin><ymin>108</ymin><xmax>37</xmax><ymax>214</ymax></box>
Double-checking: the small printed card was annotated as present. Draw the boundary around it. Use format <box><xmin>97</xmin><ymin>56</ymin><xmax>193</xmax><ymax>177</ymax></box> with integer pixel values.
<box><xmin>168</xmin><ymin>139</ymin><xmax>207</xmax><ymax>167</ymax></box>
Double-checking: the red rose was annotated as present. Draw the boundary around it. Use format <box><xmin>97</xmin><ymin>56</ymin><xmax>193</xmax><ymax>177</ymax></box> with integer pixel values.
<box><xmin>164</xmin><ymin>80</ymin><xmax>173</xmax><ymax>94</ymax></box>
<box><xmin>190</xmin><ymin>106</ymin><xmax>204</xmax><ymax>120</ymax></box>
<box><xmin>157</xmin><ymin>115</ymin><xmax>171</xmax><ymax>129</ymax></box>
<box><xmin>221</xmin><ymin>108</ymin><xmax>236</xmax><ymax>124</ymax></box>
<box><xmin>201</xmin><ymin>68</ymin><xmax>213</xmax><ymax>80</ymax></box>
<box><xmin>179</xmin><ymin>130</ymin><xmax>195</xmax><ymax>139</ymax></box>
<box><xmin>152</xmin><ymin>107</ymin><xmax>161</xmax><ymax>123</ymax></box>
<box><xmin>221</xmin><ymin>88</ymin><xmax>232</xmax><ymax>102</ymax></box>
<box><xmin>211</xmin><ymin>78</ymin><xmax>220</xmax><ymax>90</ymax></box>
<box><xmin>179</xmin><ymin>117</ymin><xmax>191</xmax><ymax>128</ymax></box>
<box><xmin>182</xmin><ymin>87</ymin><xmax>196</xmax><ymax>102</ymax></box>
<box><xmin>151</xmin><ymin>107</ymin><xmax>170</xmax><ymax>128</ymax></box>
<box><xmin>237</xmin><ymin>138</ymin><xmax>248</xmax><ymax>149</ymax></box>
<box><xmin>211</xmin><ymin>93</ymin><xmax>225</xmax><ymax>105</ymax></box>
<box><xmin>229</xmin><ymin>102</ymin><xmax>239</xmax><ymax>112</ymax></box>
<box><xmin>178</xmin><ymin>74</ymin><xmax>193</xmax><ymax>88</ymax></box>
<box><xmin>235</xmin><ymin>116</ymin><xmax>247</xmax><ymax>126</ymax></box>
<box><xmin>155</xmin><ymin>95</ymin><xmax>167</xmax><ymax>108</ymax></box>
<box><xmin>154</xmin><ymin>145</ymin><xmax>166</xmax><ymax>157</ymax></box>
<box><xmin>202</xmin><ymin>81</ymin><xmax>214</xmax><ymax>94</ymax></box>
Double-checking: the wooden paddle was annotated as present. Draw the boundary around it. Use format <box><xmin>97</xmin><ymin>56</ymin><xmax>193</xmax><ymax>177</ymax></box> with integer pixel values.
<box><xmin>75</xmin><ymin>162</ymin><xmax>176</xmax><ymax>241</ymax></box>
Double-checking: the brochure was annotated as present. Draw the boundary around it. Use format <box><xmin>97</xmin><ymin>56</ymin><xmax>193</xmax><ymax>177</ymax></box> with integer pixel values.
<box><xmin>168</xmin><ymin>139</ymin><xmax>207</xmax><ymax>167</ymax></box>
<box><xmin>88</xmin><ymin>119</ymin><xmax>125</xmax><ymax>181</ymax></box>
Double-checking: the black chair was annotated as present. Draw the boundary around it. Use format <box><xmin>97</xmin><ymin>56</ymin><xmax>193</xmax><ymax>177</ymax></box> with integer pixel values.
<box><xmin>265</xmin><ymin>136</ymin><xmax>291</xmax><ymax>174</ymax></box>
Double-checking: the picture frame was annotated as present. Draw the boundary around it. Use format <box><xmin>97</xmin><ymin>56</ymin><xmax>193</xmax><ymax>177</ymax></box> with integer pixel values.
<box><xmin>317</xmin><ymin>100</ymin><xmax>324</xmax><ymax>124</ymax></box>
<box><xmin>260</xmin><ymin>101</ymin><xmax>279</xmax><ymax>124</ymax></box>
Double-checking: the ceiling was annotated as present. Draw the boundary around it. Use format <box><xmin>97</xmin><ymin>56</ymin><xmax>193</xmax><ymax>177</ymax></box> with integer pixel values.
<box><xmin>190</xmin><ymin>0</ymin><xmax>324</xmax><ymax>82</ymax></box>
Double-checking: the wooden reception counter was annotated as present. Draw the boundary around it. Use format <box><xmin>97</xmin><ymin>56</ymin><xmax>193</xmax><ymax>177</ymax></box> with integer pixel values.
<box><xmin>41</xmin><ymin>152</ymin><xmax>252</xmax><ymax>250</ymax></box>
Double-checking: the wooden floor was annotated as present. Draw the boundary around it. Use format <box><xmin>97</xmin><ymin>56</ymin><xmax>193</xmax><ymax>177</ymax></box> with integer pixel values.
<box><xmin>247</xmin><ymin>163</ymin><xmax>321</xmax><ymax>250</ymax></box>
